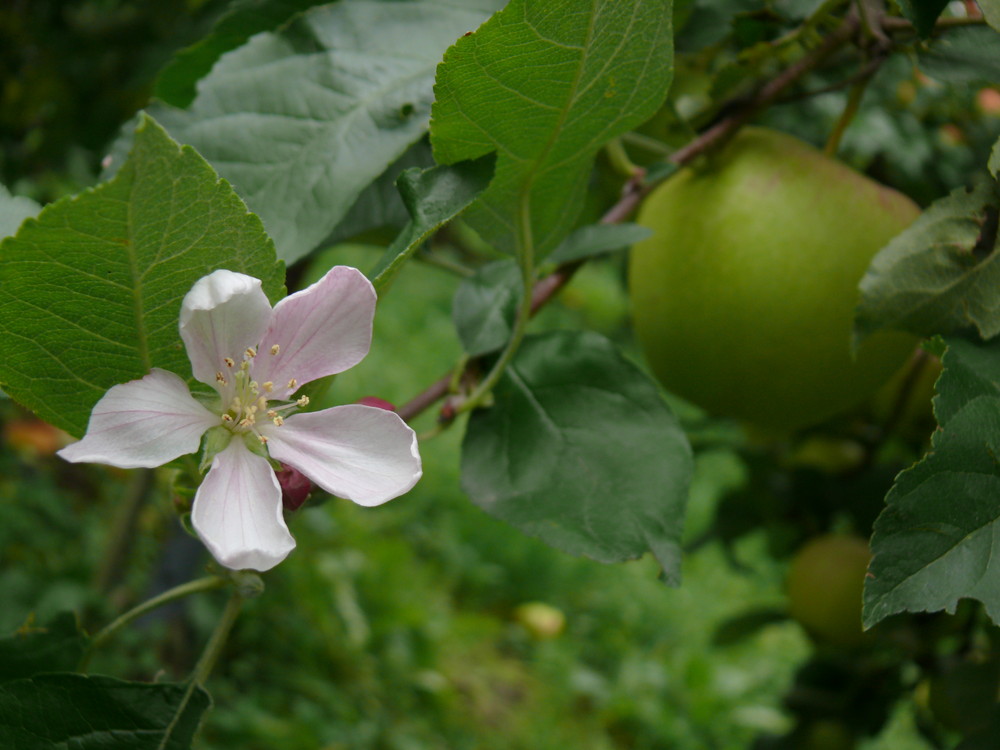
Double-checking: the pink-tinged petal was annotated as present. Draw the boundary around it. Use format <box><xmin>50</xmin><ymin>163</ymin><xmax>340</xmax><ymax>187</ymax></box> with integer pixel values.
<box><xmin>191</xmin><ymin>440</ymin><xmax>295</xmax><ymax>571</ymax></box>
<box><xmin>254</xmin><ymin>267</ymin><xmax>375</xmax><ymax>400</ymax></box>
<box><xmin>180</xmin><ymin>270</ymin><xmax>273</xmax><ymax>392</ymax></box>
<box><xmin>57</xmin><ymin>368</ymin><xmax>217</xmax><ymax>469</ymax></box>
<box><xmin>263</xmin><ymin>405</ymin><xmax>421</xmax><ymax>506</ymax></box>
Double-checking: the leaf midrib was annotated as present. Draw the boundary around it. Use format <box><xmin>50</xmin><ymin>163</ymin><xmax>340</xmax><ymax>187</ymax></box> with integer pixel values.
<box><xmin>125</xmin><ymin>161</ymin><xmax>152</xmax><ymax>372</ymax></box>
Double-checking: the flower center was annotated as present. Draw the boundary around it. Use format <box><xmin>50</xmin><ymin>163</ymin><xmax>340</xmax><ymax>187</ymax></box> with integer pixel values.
<box><xmin>215</xmin><ymin>345</ymin><xmax>308</xmax><ymax>444</ymax></box>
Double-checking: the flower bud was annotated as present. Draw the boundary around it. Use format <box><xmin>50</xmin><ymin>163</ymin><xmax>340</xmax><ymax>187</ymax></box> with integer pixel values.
<box><xmin>276</xmin><ymin>463</ymin><xmax>312</xmax><ymax>511</ymax></box>
<box><xmin>356</xmin><ymin>396</ymin><xmax>396</xmax><ymax>411</ymax></box>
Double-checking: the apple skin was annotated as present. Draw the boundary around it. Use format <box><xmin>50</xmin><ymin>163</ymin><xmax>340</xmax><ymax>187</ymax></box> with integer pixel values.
<box><xmin>629</xmin><ymin>127</ymin><xmax>920</xmax><ymax>431</ymax></box>
<box><xmin>787</xmin><ymin>534</ymin><xmax>871</xmax><ymax>647</ymax></box>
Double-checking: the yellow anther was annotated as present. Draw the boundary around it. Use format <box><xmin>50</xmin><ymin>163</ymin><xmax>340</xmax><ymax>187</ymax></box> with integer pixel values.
<box><xmin>223</xmin><ymin>357</ymin><xmax>235</xmax><ymax>368</ymax></box>
<box><xmin>245</xmin><ymin>347</ymin><xmax>257</xmax><ymax>358</ymax></box>
<box><xmin>287</xmin><ymin>378</ymin><xmax>298</xmax><ymax>391</ymax></box>
<box><xmin>272</xmin><ymin>415</ymin><xmax>284</xmax><ymax>427</ymax></box>
<box><xmin>257</xmin><ymin>396</ymin><xmax>267</xmax><ymax>410</ymax></box>
<box><xmin>296</xmin><ymin>396</ymin><xmax>310</xmax><ymax>407</ymax></box>
<box><xmin>221</xmin><ymin>414</ymin><xmax>233</xmax><ymax>423</ymax></box>
<box><xmin>266</xmin><ymin>410</ymin><xmax>277</xmax><ymax>418</ymax></box>
<box><xmin>262</xmin><ymin>381</ymin><xmax>274</xmax><ymax>393</ymax></box>
<box><xmin>270</xmin><ymin>345</ymin><xmax>280</xmax><ymax>356</ymax></box>
<box><xmin>232</xmin><ymin>397</ymin><xmax>242</xmax><ymax>409</ymax></box>
<box><xmin>258</xmin><ymin>434</ymin><xmax>268</xmax><ymax>444</ymax></box>
<box><xmin>249</xmin><ymin>381</ymin><xmax>259</xmax><ymax>394</ymax></box>
<box><xmin>215</xmin><ymin>371</ymin><xmax>227</xmax><ymax>385</ymax></box>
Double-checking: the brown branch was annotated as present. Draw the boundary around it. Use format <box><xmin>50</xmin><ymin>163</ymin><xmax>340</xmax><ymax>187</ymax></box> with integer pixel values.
<box><xmin>397</xmin><ymin>12</ymin><xmax>863</xmax><ymax>425</ymax></box>
<box><xmin>881</xmin><ymin>15</ymin><xmax>987</xmax><ymax>32</ymax></box>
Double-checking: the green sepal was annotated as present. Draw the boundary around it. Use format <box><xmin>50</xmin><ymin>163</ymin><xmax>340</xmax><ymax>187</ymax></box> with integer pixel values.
<box><xmin>199</xmin><ymin>426</ymin><xmax>233</xmax><ymax>473</ymax></box>
<box><xmin>227</xmin><ymin>570</ymin><xmax>265</xmax><ymax>598</ymax></box>
<box><xmin>240</xmin><ymin>431</ymin><xmax>271</xmax><ymax>461</ymax></box>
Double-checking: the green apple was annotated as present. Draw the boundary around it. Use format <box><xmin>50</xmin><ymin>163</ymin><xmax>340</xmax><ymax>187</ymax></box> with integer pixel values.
<box><xmin>629</xmin><ymin>127</ymin><xmax>919</xmax><ymax>431</ymax></box>
<box><xmin>786</xmin><ymin>534</ymin><xmax>870</xmax><ymax>647</ymax></box>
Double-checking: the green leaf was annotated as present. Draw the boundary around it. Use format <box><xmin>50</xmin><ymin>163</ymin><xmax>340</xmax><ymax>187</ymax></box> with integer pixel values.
<box><xmin>452</xmin><ymin>259</ymin><xmax>522</xmax><ymax>356</ymax></box>
<box><xmin>0</xmin><ymin>673</ymin><xmax>209</xmax><ymax>750</ymax></box>
<box><xmin>990</xmin><ymin>135</ymin><xmax>1000</xmax><ymax>180</ymax></box>
<box><xmin>141</xmin><ymin>0</ymin><xmax>502</xmax><ymax>265</ymax></box>
<box><xmin>431</xmin><ymin>0</ymin><xmax>674</xmax><ymax>258</ymax></box>
<box><xmin>0</xmin><ymin>115</ymin><xmax>284</xmax><ymax>437</ymax></box>
<box><xmin>0</xmin><ymin>613</ymin><xmax>86</xmax><ymax>683</ymax></box>
<box><xmin>461</xmin><ymin>330</ymin><xmax>693</xmax><ymax>583</ymax></box>
<box><xmin>918</xmin><ymin>26</ymin><xmax>1000</xmax><ymax>84</ymax></box>
<box><xmin>325</xmin><ymin>141</ymin><xmax>434</xmax><ymax>246</ymax></box>
<box><xmin>896</xmin><ymin>0</ymin><xmax>950</xmax><ymax>37</ymax></box>
<box><xmin>854</xmin><ymin>180</ymin><xmax>1000</xmax><ymax>346</ymax></box>
<box><xmin>545</xmin><ymin>223</ymin><xmax>652</xmax><ymax>266</ymax></box>
<box><xmin>0</xmin><ymin>185</ymin><xmax>40</xmax><ymax>239</ymax></box>
<box><xmin>931</xmin><ymin>336</ymin><xmax>1000</xmax><ymax>425</ymax></box>
<box><xmin>981</xmin><ymin>0</ymin><xmax>1000</xmax><ymax>34</ymax></box>
<box><xmin>864</xmin><ymin>337</ymin><xmax>1000</xmax><ymax>627</ymax></box>
<box><xmin>154</xmin><ymin>0</ymin><xmax>326</xmax><ymax>108</ymax></box>
<box><xmin>370</xmin><ymin>154</ymin><xmax>496</xmax><ymax>293</ymax></box>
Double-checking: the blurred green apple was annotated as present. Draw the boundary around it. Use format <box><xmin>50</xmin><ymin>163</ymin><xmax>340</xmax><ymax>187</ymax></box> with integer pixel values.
<box><xmin>786</xmin><ymin>534</ymin><xmax>870</xmax><ymax>647</ymax></box>
<box><xmin>629</xmin><ymin>127</ymin><xmax>919</xmax><ymax>431</ymax></box>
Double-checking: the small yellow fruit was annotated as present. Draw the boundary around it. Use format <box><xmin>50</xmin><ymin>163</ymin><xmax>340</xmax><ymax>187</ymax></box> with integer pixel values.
<box><xmin>786</xmin><ymin>534</ymin><xmax>871</xmax><ymax>646</ymax></box>
<box><xmin>629</xmin><ymin>127</ymin><xmax>919</xmax><ymax>431</ymax></box>
<box><xmin>514</xmin><ymin>602</ymin><xmax>566</xmax><ymax>640</ymax></box>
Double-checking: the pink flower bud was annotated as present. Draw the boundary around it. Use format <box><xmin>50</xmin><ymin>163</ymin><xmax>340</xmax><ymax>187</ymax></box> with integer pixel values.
<box><xmin>356</xmin><ymin>396</ymin><xmax>396</xmax><ymax>412</ymax></box>
<box><xmin>276</xmin><ymin>464</ymin><xmax>312</xmax><ymax>511</ymax></box>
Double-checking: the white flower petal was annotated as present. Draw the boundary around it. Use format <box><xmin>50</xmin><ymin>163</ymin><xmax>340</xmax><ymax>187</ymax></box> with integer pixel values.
<box><xmin>180</xmin><ymin>270</ymin><xmax>273</xmax><ymax>393</ymax></box>
<box><xmin>57</xmin><ymin>369</ymin><xmax>217</xmax><ymax>468</ymax></box>
<box><xmin>254</xmin><ymin>267</ymin><xmax>375</xmax><ymax>400</ymax></box>
<box><xmin>264</xmin><ymin>405</ymin><xmax>421</xmax><ymax>506</ymax></box>
<box><xmin>191</xmin><ymin>440</ymin><xmax>295</xmax><ymax>571</ymax></box>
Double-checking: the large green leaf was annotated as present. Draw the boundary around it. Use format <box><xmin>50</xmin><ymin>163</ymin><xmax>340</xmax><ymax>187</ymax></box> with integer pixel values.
<box><xmin>325</xmin><ymin>141</ymin><xmax>434</xmax><ymax>247</ymax></box>
<box><xmin>0</xmin><ymin>613</ymin><xmax>86</xmax><ymax>683</ymax></box>
<box><xmin>0</xmin><ymin>674</ymin><xmax>209</xmax><ymax>750</ymax></box>
<box><xmin>0</xmin><ymin>185</ymin><xmax>40</xmax><ymax>240</ymax></box>
<box><xmin>139</xmin><ymin>0</ymin><xmax>502</xmax><ymax>265</ymax></box>
<box><xmin>854</xmin><ymin>180</ymin><xmax>1000</xmax><ymax>347</ymax></box>
<box><xmin>154</xmin><ymin>0</ymin><xmax>327</xmax><ymax>108</ymax></box>
<box><xmin>452</xmin><ymin>259</ymin><xmax>522</xmax><ymax>356</ymax></box>
<box><xmin>461</xmin><ymin>331</ymin><xmax>692</xmax><ymax>583</ymax></box>
<box><xmin>0</xmin><ymin>115</ymin><xmax>284</xmax><ymax>437</ymax></box>
<box><xmin>864</xmin><ymin>337</ymin><xmax>1000</xmax><ymax>627</ymax></box>
<box><xmin>918</xmin><ymin>26</ymin><xmax>1000</xmax><ymax>84</ymax></box>
<box><xmin>896</xmin><ymin>0</ymin><xmax>950</xmax><ymax>37</ymax></box>
<box><xmin>431</xmin><ymin>0</ymin><xmax>674</xmax><ymax>258</ymax></box>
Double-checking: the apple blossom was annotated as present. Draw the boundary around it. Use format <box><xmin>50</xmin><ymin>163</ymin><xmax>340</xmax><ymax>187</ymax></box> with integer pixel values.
<box><xmin>58</xmin><ymin>267</ymin><xmax>422</xmax><ymax>572</ymax></box>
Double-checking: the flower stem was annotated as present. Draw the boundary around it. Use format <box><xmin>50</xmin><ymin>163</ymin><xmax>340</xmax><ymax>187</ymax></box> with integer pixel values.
<box><xmin>188</xmin><ymin>590</ymin><xmax>244</xmax><ymax>687</ymax></box>
<box><xmin>158</xmin><ymin>591</ymin><xmax>245</xmax><ymax>748</ymax></box>
<box><xmin>455</xmin><ymin>194</ymin><xmax>535</xmax><ymax>415</ymax></box>
<box><xmin>79</xmin><ymin>575</ymin><xmax>227</xmax><ymax>671</ymax></box>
